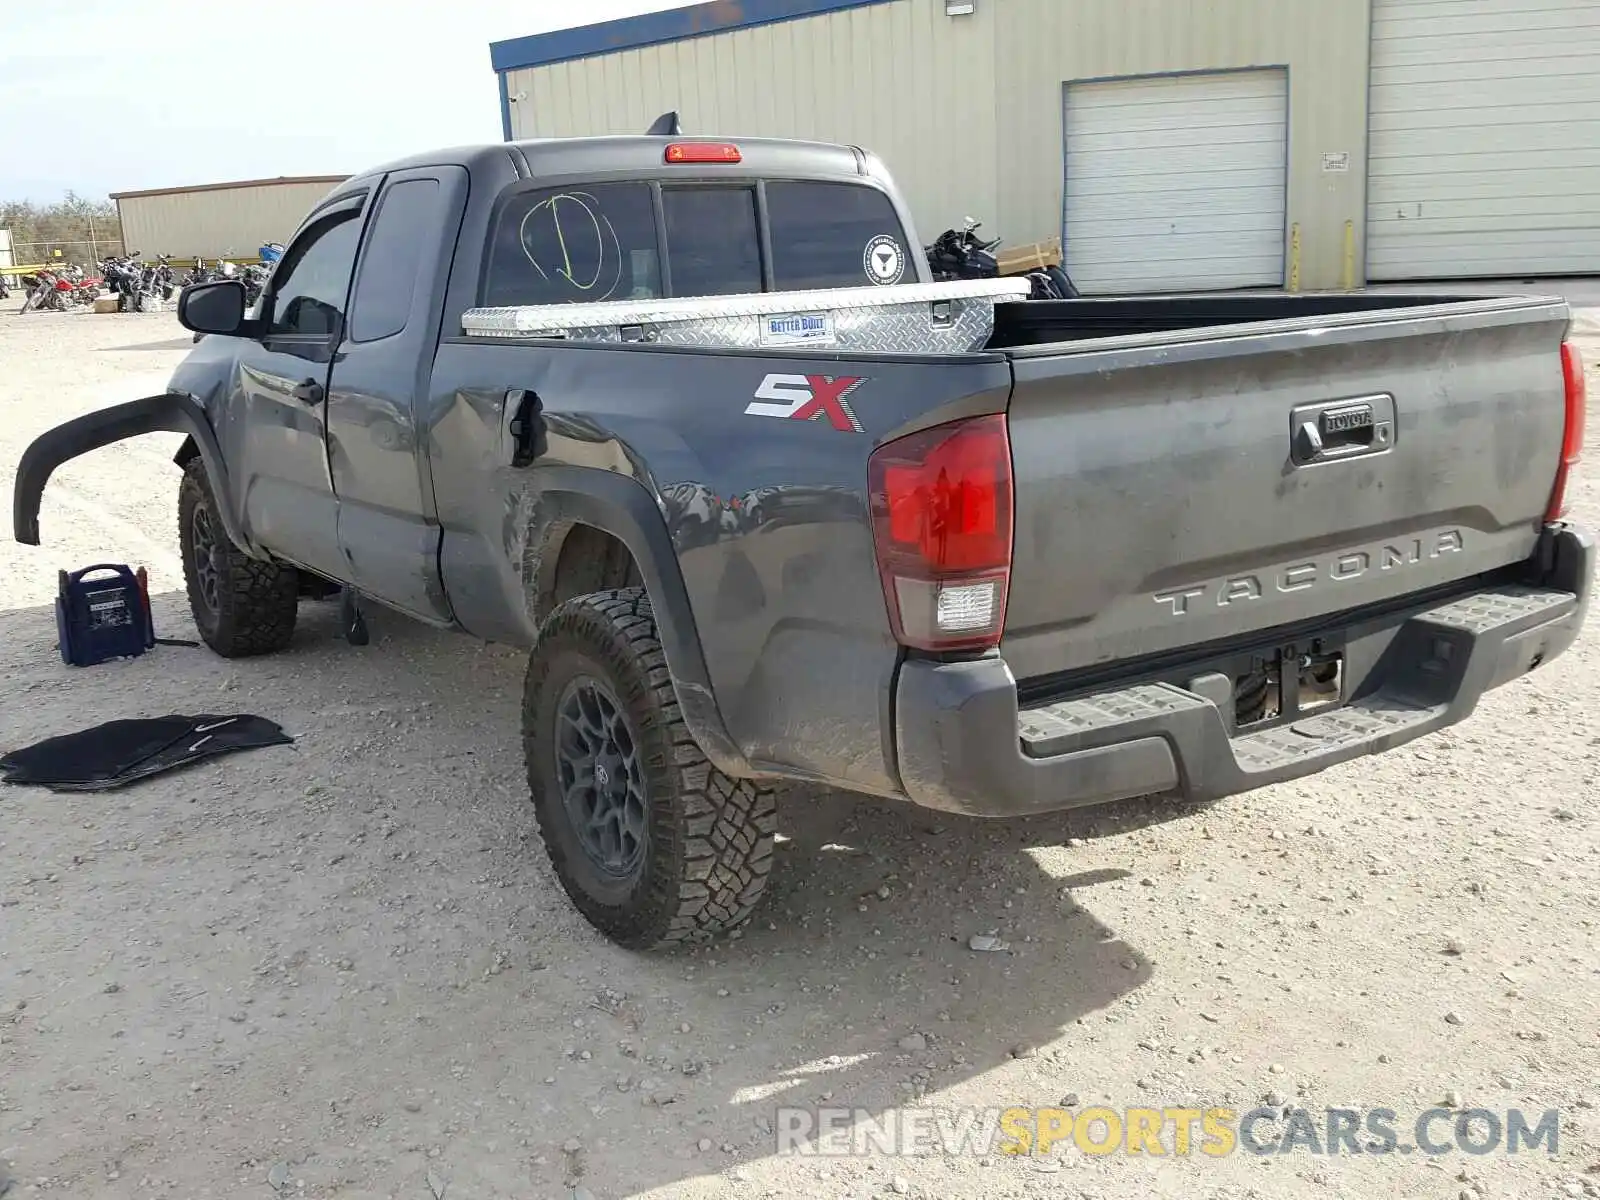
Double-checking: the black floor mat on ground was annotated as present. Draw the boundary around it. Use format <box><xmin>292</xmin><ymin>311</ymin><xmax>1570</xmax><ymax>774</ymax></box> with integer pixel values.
<box><xmin>1</xmin><ymin>715</ymin><xmax>293</xmax><ymax>792</ymax></box>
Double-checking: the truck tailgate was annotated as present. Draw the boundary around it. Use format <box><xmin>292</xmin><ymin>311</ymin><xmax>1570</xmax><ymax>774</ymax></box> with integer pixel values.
<box><xmin>1001</xmin><ymin>297</ymin><xmax>1572</xmax><ymax>682</ymax></box>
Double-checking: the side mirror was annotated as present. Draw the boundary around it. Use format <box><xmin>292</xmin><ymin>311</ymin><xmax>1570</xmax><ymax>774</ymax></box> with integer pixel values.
<box><xmin>177</xmin><ymin>279</ymin><xmax>250</xmax><ymax>336</ymax></box>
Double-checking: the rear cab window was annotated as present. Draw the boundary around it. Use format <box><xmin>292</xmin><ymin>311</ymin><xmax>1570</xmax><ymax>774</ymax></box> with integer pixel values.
<box><xmin>662</xmin><ymin>188</ymin><xmax>762</xmax><ymax>296</ymax></box>
<box><xmin>484</xmin><ymin>183</ymin><xmax>662</xmax><ymax>308</ymax></box>
<box><xmin>482</xmin><ymin>178</ymin><xmax>912</xmax><ymax>308</ymax></box>
<box><xmin>765</xmin><ymin>181</ymin><xmax>910</xmax><ymax>290</ymax></box>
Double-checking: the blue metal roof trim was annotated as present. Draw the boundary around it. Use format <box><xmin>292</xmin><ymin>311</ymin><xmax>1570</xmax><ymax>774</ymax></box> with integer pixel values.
<box><xmin>497</xmin><ymin>71</ymin><xmax>513</xmax><ymax>141</ymax></box>
<box><xmin>490</xmin><ymin>0</ymin><xmax>893</xmax><ymax>73</ymax></box>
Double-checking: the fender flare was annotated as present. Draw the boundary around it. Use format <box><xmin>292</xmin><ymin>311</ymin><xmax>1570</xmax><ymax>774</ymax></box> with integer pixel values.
<box><xmin>519</xmin><ymin>465</ymin><xmax>754</xmax><ymax>778</ymax></box>
<box><xmin>13</xmin><ymin>391</ymin><xmax>254</xmax><ymax>554</ymax></box>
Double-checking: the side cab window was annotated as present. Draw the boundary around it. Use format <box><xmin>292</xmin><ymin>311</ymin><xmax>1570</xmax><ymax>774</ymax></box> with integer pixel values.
<box><xmin>347</xmin><ymin>178</ymin><xmax>445</xmax><ymax>342</ymax></box>
<box><xmin>265</xmin><ymin>205</ymin><xmax>365</xmax><ymax>343</ymax></box>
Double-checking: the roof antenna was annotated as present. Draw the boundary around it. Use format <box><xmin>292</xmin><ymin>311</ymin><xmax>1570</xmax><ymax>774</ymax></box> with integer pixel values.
<box><xmin>645</xmin><ymin>111</ymin><xmax>682</xmax><ymax>136</ymax></box>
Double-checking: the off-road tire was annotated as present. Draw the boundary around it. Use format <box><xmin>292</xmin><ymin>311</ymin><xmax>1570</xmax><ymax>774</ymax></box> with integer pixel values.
<box><xmin>524</xmin><ymin>587</ymin><xmax>777</xmax><ymax>948</ymax></box>
<box><xmin>177</xmin><ymin>459</ymin><xmax>298</xmax><ymax>657</ymax></box>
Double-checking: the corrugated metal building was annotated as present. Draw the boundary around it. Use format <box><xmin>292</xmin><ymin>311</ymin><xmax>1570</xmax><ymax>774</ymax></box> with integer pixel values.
<box><xmin>490</xmin><ymin>0</ymin><xmax>1600</xmax><ymax>292</ymax></box>
<box><xmin>110</xmin><ymin>175</ymin><xmax>349</xmax><ymax>260</ymax></box>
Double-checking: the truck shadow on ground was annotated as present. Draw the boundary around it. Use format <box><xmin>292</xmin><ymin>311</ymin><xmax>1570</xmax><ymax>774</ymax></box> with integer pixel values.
<box><xmin>0</xmin><ymin>594</ymin><xmax>1213</xmax><ymax>1198</ymax></box>
<box><xmin>99</xmin><ymin>333</ymin><xmax>198</xmax><ymax>352</ymax></box>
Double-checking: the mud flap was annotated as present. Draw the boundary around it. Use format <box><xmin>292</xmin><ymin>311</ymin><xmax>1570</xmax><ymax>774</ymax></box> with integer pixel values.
<box><xmin>12</xmin><ymin>392</ymin><xmax>253</xmax><ymax>554</ymax></box>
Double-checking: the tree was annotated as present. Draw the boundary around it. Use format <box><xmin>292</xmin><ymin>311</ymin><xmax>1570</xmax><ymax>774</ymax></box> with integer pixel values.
<box><xmin>0</xmin><ymin>193</ymin><xmax>124</xmax><ymax>268</ymax></box>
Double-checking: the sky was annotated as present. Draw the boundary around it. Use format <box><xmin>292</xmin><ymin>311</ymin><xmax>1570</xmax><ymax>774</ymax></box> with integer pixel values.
<box><xmin>0</xmin><ymin>0</ymin><xmax>681</xmax><ymax>202</ymax></box>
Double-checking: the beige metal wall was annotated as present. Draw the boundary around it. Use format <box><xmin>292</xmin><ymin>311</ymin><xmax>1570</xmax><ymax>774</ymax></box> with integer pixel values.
<box><xmin>113</xmin><ymin>179</ymin><xmax>346</xmax><ymax>259</ymax></box>
<box><xmin>504</xmin><ymin>0</ymin><xmax>1372</xmax><ymax>289</ymax></box>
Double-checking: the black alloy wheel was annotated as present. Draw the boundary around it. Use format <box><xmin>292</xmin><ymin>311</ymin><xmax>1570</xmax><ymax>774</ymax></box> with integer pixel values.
<box><xmin>554</xmin><ymin>675</ymin><xmax>649</xmax><ymax>880</ymax></box>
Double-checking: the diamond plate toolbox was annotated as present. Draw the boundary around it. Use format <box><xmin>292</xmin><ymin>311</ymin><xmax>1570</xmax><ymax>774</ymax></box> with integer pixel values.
<box><xmin>461</xmin><ymin>278</ymin><xmax>1031</xmax><ymax>356</ymax></box>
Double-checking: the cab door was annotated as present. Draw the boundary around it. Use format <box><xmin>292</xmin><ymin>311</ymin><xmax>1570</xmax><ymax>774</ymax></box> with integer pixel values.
<box><xmin>323</xmin><ymin>166</ymin><xmax>467</xmax><ymax>623</ymax></box>
<box><xmin>224</xmin><ymin>194</ymin><xmax>368</xmax><ymax>580</ymax></box>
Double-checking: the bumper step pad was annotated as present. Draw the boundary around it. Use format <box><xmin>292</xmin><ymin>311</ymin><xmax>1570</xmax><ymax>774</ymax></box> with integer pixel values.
<box><xmin>1019</xmin><ymin>683</ymin><xmax>1206</xmax><ymax>753</ymax></box>
<box><xmin>1413</xmin><ymin>585</ymin><xmax>1574</xmax><ymax>634</ymax></box>
<box><xmin>1231</xmin><ymin>695</ymin><xmax>1437</xmax><ymax>772</ymax></box>
<box><xmin>1017</xmin><ymin>585</ymin><xmax>1579</xmax><ymax>784</ymax></box>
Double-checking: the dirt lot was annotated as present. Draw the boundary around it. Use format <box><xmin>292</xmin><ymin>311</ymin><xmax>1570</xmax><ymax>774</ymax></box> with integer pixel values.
<box><xmin>0</xmin><ymin>306</ymin><xmax>1596</xmax><ymax>1200</ymax></box>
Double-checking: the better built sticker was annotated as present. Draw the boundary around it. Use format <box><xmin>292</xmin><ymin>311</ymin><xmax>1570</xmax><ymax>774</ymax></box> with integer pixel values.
<box><xmin>760</xmin><ymin>311</ymin><xmax>837</xmax><ymax>348</ymax></box>
<box><xmin>863</xmin><ymin>235</ymin><xmax>905</xmax><ymax>285</ymax></box>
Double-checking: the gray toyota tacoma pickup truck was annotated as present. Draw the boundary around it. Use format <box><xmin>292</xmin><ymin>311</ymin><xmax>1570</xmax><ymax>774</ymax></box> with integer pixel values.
<box><xmin>14</xmin><ymin>132</ymin><xmax>1592</xmax><ymax>948</ymax></box>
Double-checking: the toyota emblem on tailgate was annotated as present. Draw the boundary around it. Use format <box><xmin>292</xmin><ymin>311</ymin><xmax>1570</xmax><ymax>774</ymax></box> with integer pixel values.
<box><xmin>1321</xmin><ymin>403</ymin><xmax>1374</xmax><ymax>435</ymax></box>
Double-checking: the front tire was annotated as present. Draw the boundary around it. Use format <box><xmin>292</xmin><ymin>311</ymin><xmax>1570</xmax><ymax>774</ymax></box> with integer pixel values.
<box><xmin>178</xmin><ymin>460</ymin><xmax>298</xmax><ymax>657</ymax></box>
<box><xmin>524</xmin><ymin>588</ymin><xmax>777</xmax><ymax>948</ymax></box>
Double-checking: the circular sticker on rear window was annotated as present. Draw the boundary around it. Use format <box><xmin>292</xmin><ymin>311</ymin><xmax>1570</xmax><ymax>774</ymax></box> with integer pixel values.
<box><xmin>863</xmin><ymin>235</ymin><xmax>905</xmax><ymax>285</ymax></box>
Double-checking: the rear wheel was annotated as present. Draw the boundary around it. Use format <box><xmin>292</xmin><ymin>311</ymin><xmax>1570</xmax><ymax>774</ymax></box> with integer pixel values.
<box><xmin>524</xmin><ymin>588</ymin><xmax>777</xmax><ymax>948</ymax></box>
<box><xmin>178</xmin><ymin>460</ymin><xmax>298</xmax><ymax>657</ymax></box>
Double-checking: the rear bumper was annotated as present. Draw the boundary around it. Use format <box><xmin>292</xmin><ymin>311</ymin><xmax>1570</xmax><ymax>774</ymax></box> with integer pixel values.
<box><xmin>893</xmin><ymin>524</ymin><xmax>1593</xmax><ymax>817</ymax></box>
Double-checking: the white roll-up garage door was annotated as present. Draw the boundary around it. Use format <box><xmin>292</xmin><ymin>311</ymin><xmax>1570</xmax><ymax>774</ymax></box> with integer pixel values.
<box><xmin>1367</xmin><ymin>0</ymin><xmax>1600</xmax><ymax>280</ymax></box>
<box><xmin>1062</xmin><ymin>70</ymin><xmax>1288</xmax><ymax>294</ymax></box>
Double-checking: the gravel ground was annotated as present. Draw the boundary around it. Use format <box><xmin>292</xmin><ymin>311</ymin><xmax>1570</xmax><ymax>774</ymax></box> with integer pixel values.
<box><xmin>0</xmin><ymin>306</ymin><xmax>1596</xmax><ymax>1200</ymax></box>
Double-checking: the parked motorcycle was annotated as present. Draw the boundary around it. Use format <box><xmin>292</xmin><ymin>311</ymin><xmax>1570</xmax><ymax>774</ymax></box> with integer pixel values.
<box><xmin>99</xmin><ymin>255</ymin><xmax>143</xmax><ymax>311</ymax></box>
<box><xmin>239</xmin><ymin>261</ymin><xmax>270</xmax><ymax>307</ymax></box>
<box><xmin>19</xmin><ymin>271</ymin><xmax>60</xmax><ymax>313</ymax></box>
<box><xmin>183</xmin><ymin>256</ymin><xmax>228</xmax><ymax>287</ymax></box>
<box><xmin>926</xmin><ymin>218</ymin><xmax>1000</xmax><ymax>282</ymax></box>
<box><xmin>65</xmin><ymin>266</ymin><xmax>104</xmax><ymax>307</ymax></box>
<box><xmin>19</xmin><ymin>269</ymin><xmax>78</xmax><ymax>313</ymax></box>
<box><xmin>145</xmin><ymin>254</ymin><xmax>178</xmax><ymax>302</ymax></box>
<box><xmin>90</xmin><ymin>252</ymin><xmax>178</xmax><ymax>312</ymax></box>
<box><xmin>924</xmin><ymin>217</ymin><xmax>1080</xmax><ymax>300</ymax></box>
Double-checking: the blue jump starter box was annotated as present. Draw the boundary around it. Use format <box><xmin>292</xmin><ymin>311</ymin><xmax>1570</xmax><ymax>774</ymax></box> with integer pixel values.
<box><xmin>55</xmin><ymin>564</ymin><xmax>156</xmax><ymax>667</ymax></box>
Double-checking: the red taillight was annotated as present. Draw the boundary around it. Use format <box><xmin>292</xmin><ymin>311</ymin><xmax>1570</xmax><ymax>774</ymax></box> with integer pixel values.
<box><xmin>664</xmin><ymin>142</ymin><xmax>742</xmax><ymax>164</ymax></box>
<box><xmin>1548</xmin><ymin>340</ymin><xmax>1588</xmax><ymax>522</ymax></box>
<box><xmin>868</xmin><ymin>414</ymin><xmax>1013</xmax><ymax>652</ymax></box>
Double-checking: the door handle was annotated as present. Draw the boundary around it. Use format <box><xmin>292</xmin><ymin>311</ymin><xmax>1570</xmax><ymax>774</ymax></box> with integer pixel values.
<box><xmin>504</xmin><ymin>389</ymin><xmax>545</xmax><ymax>467</ymax></box>
<box><xmin>1295</xmin><ymin>418</ymin><xmax>1376</xmax><ymax>461</ymax></box>
<box><xmin>293</xmin><ymin>378</ymin><xmax>324</xmax><ymax>405</ymax></box>
<box><xmin>1289</xmin><ymin>395</ymin><xmax>1395</xmax><ymax>466</ymax></box>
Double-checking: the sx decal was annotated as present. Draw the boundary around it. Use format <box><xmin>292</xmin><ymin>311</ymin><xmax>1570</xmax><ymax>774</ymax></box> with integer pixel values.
<box><xmin>745</xmin><ymin>373</ymin><xmax>868</xmax><ymax>434</ymax></box>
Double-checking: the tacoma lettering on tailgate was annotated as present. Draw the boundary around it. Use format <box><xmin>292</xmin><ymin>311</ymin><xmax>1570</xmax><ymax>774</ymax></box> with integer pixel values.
<box><xmin>1152</xmin><ymin>530</ymin><xmax>1465</xmax><ymax>617</ymax></box>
